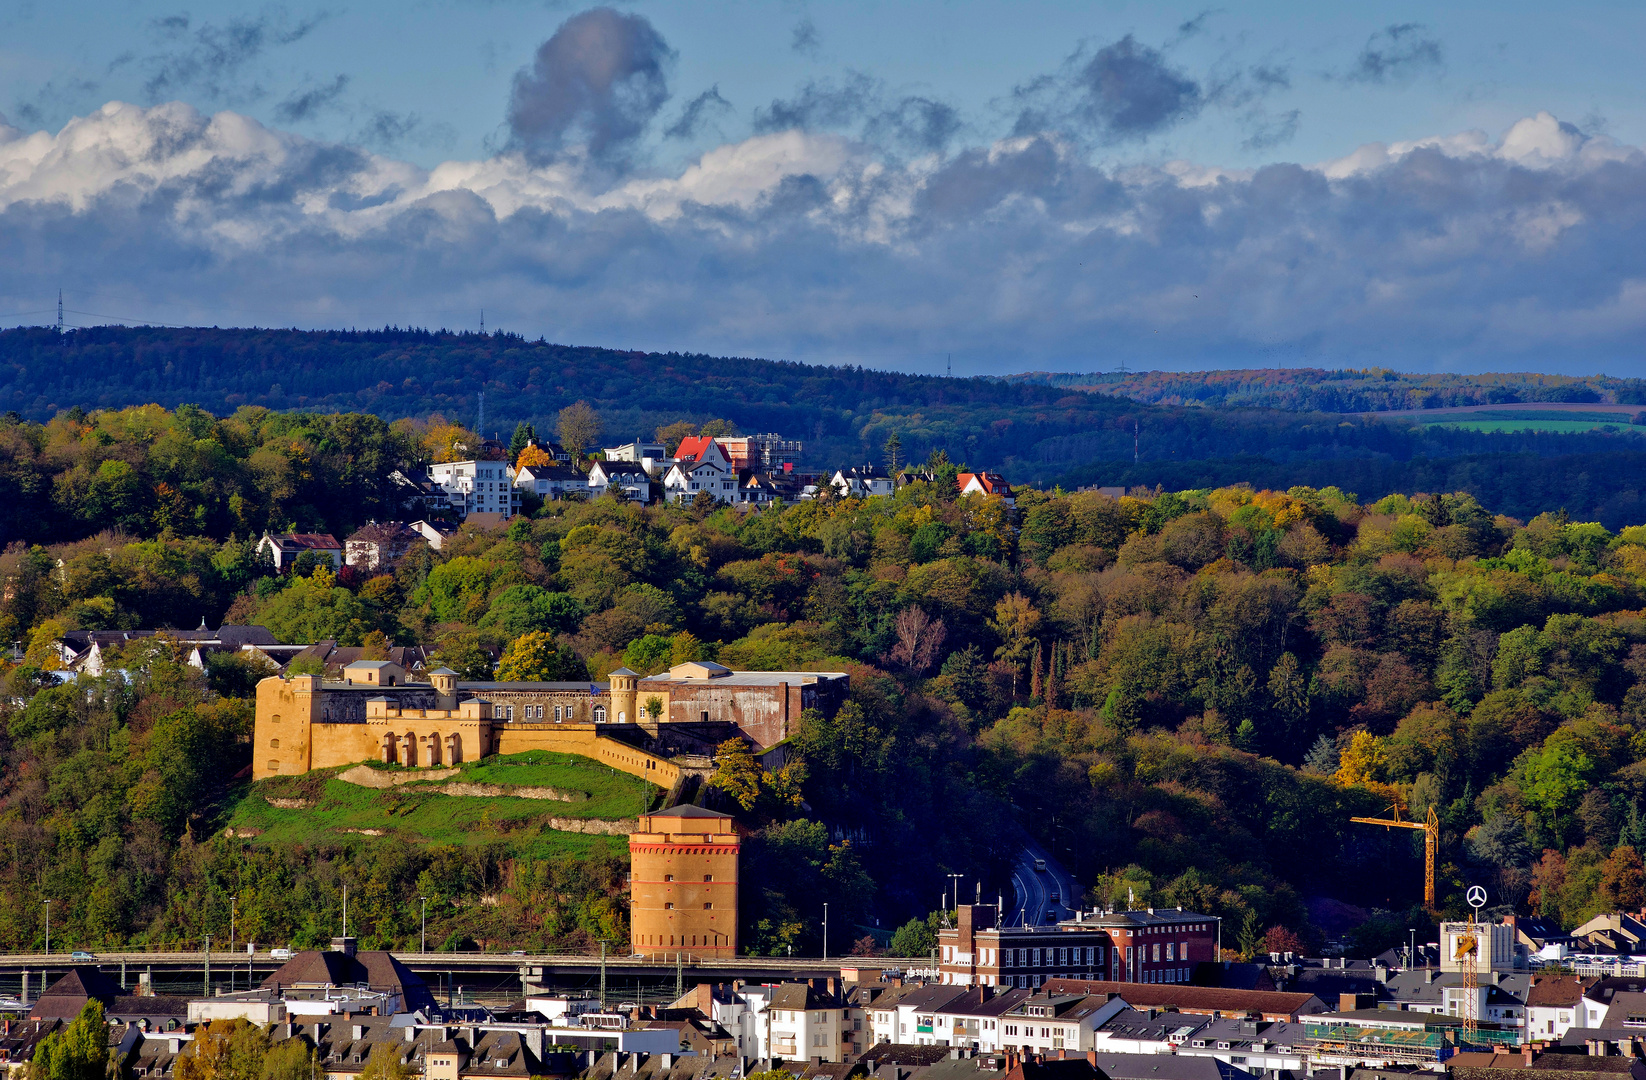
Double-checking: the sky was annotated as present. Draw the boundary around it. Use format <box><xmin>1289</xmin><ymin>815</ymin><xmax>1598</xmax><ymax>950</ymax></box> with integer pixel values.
<box><xmin>3</xmin><ymin>0</ymin><xmax>1646</xmax><ymax>377</ymax></box>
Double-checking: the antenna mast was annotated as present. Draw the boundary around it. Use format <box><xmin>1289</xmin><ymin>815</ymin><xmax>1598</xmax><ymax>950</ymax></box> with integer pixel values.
<box><xmin>475</xmin><ymin>391</ymin><xmax>484</xmax><ymax>438</ymax></box>
<box><xmin>480</xmin><ymin>309</ymin><xmax>484</xmax><ymax>335</ymax></box>
<box><xmin>56</xmin><ymin>290</ymin><xmax>63</xmax><ymax>334</ymax></box>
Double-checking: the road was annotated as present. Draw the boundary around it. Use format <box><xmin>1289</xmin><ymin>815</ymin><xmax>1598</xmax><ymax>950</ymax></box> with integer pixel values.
<box><xmin>1006</xmin><ymin>838</ymin><xmax>1082</xmax><ymax>928</ymax></box>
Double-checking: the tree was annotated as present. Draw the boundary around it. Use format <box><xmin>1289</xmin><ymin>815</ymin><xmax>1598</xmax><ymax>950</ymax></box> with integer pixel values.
<box><xmin>557</xmin><ymin>401</ymin><xmax>602</xmax><ymax>457</ymax></box>
<box><xmin>889</xmin><ymin>916</ymin><xmax>936</xmax><ymax>958</ymax></box>
<box><xmin>176</xmin><ymin>1018</ymin><xmax>269</xmax><ymax>1080</ymax></box>
<box><xmin>358</xmin><ymin>1054</ymin><xmax>413</xmax><ymax>1080</ymax></box>
<box><xmin>990</xmin><ymin>592</ymin><xmax>1041</xmax><ymax>696</ymax></box>
<box><xmin>655</xmin><ymin>420</ymin><xmax>697</xmax><ymax>455</ymax></box>
<box><xmin>495</xmin><ymin>631</ymin><xmax>586</xmax><ymax>681</ymax></box>
<box><xmin>884</xmin><ymin>431</ymin><xmax>903</xmax><ymax>473</ymax></box>
<box><xmin>1334</xmin><ymin>730</ymin><xmax>1389</xmax><ymax>787</ymax></box>
<box><xmin>516</xmin><ymin>443</ymin><xmax>556</xmax><ymax>469</ymax></box>
<box><xmin>1601</xmin><ymin>845</ymin><xmax>1646</xmax><ymax>911</ymax></box>
<box><xmin>1236</xmin><ymin>909</ymin><xmax>1263</xmax><ymax>959</ymax></box>
<box><xmin>1302</xmin><ymin>735</ymin><xmax>1339</xmax><ymax>776</ymax></box>
<box><xmin>424</xmin><ymin>421</ymin><xmax>477</xmax><ymax>463</ymax></box>
<box><xmin>261</xmin><ymin>1041</ymin><xmax>316</xmax><ymax>1080</ymax></box>
<box><xmin>885</xmin><ymin>606</ymin><xmax>948</xmax><ymax>675</ymax></box>
<box><xmin>508</xmin><ymin>422</ymin><xmax>536</xmax><ymax>464</ymax></box>
<box><xmin>1263</xmin><ymin>925</ymin><xmax>1305</xmax><ymax>954</ymax></box>
<box><xmin>708</xmin><ymin>738</ymin><xmax>762</xmax><ymax>811</ymax></box>
<box><xmin>28</xmin><ymin>1001</ymin><xmax>107</xmax><ymax>1080</ymax></box>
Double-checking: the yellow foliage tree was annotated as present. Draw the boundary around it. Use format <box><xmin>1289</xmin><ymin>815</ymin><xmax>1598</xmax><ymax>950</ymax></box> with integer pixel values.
<box><xmin>1335</xmin><ymin>730</ymin><xmax>1390</xmax><ymax>786</ymax></box>
<box><xmin>424</xmin><ymin>422</ymin><xmax>476</xmax><ymax>464</ymax></box>
<box><xmin>515</xmin><ymin>443</ymin><xmax>556</xmax><ymax>469</ymax></box>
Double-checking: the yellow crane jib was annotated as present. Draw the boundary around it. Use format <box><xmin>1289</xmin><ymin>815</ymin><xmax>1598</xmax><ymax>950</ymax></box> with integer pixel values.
<box><xmin>1349</xmin><ymin>805</ymin><xmax>1440</xmax><ymax>912</ymax></box>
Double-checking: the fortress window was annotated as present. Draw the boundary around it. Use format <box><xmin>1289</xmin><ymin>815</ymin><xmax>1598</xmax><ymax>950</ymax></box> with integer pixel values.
<box><xmin>665</xmin><ymin>903</ymin><xmax>674</xmax><ymax>910</ymax></box>
<box><xmin>704</xmin><ymin>903</ymin><xmax>713</xmax><ymax>909</ymax></box>
<box><xmin>664</xmin><ymin>875</ymin><xmax>673</xmax><ymax>882</ymax></box>
<box><xmin>267</xmin><ymin>761</ymin><xmax>280</xmax><ymax>773</ymax></box>
<box><xmin>704</xmin><ymin>874</ymin><xmax>713</xmax><ymax>882</ymax></box>
<box><xmin>269</xmin><ymin>739</ymin><xmax>279</xmax><ymax>749</ymax></box>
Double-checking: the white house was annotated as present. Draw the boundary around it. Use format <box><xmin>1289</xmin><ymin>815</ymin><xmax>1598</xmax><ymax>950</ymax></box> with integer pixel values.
<box><xmin>407</xmin><ymin>519</ymin><xmax>456</xmax><ymax>551</ymax></box>
<box><xmin>999</xmin><ymin>992</ymin><xmax>1131</xmax><ymax>1056</ymax></box>
<box><xmin>830</xmin><ymin>466</ymin><xmax>895</xmax><ymax>498</ymax></box>
<box><xmin>429</xmin><ymin>460</ymin><xmax>520</xmax><ymax>519</ymax></box>
<box><xmin>258</xmin><ymin>533</ymin><xmax>342</xmax><ymax>572</ymax></box>
<box><xmin>603</xmin><ymin>439</ymin><xmax>671</xmax><ymax>473</ymax></box>
<box><xmin>766</xmin><ymin>982</ymin><xmax>848</xmax><ymax>1063</ymax></box>
<box><xmin>1527</xmin><ymin>975</ymin><xmax>1592</xmax><ymax>1041</ymax></box>
<box><xmin>586</xmin><ymin>460</ymin><xmax>653</xmax><ymax>502</ymax></box>
<box><xmin>958</xmin><ymin>471</ymin><xmax>1015</xmax><ymax>507</ymax></box>
<box><xmin>513</xmin><ymin>462</ymin><xmax>587</xmax><ymax>502</ymax></box>
<box><xmin>663</xmin><ymin>439</ymin><xmax>737</xmax><ymax>504</ymax></box>
<box><xmin>931</xmin><ymin>987</ymin><xmax>1035</xmax><ymax>1052</ymax></box>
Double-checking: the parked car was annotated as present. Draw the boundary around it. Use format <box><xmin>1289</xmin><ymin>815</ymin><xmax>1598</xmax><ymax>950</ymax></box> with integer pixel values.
<box><xmin>270</xmin><ymin>947</ymin><xmax>293</xmax><ymax>960</ymax></box>
<box><xmin>70</xmin><ymin>951</ymin><xmax>94</xmax><ymax>961</ymax></box>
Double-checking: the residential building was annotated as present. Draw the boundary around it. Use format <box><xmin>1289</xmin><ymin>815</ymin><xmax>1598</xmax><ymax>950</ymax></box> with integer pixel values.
<box><xmin>1526</xmin><ymin>976</ymin><xmax>1593</xmax><ymax>1041</ymax></box>
<box><xmin>628</xmin><ymin>806</ymin><xmax>740</xmax><ymax>959</ymax></box>
<box><xmin>1572</xmin><ymin>914</ymin><xmax>1646</xmax><ymax>955</ymax></box>
<box><xmin>513</xmin><ymin>463</ymin><xmax>588</xmax><ymax>502</ymax></box>
<box><xmin>932</xmin><ymin>987</ymin><xmax>1035</xmax><ymax>1052</ymax></box>
<box><xmin>767</xmin><ymin>982</ymin><xmax>848</xmax><ymax>1064</ymax></box>
<box><xmin>345</xmin><ymin>522</ymin><xmax>422</xmax><ymax>570</ymax></box>
<box><xmin>958</xmin><ymin>472</ymin><xmax>1015</xmax><ymax>507</ymax></box>
<box><xmin>714</xmin><ymin>434</ymin><xmax>803</xmax><ymax>472</ymax></box>
<box><xmin>664</xmin><ymin>439</ymin><xmax>738</xmax><ymax>504</ymax></box>
<box><xmin>604</xmin><ymin>440</ymin><xmax>670</xmax><ymax>472</ymax></box>
<box><xmin>1040</xmin><ymin>981</ymin><xmax>1327</xmax><ymax>1024</ymax></box>
<box><xmin>1175</xmin><ymin>1017</ymin><xmax>1310</xmax><ymax>1075</ymax></box>
<box><xmin>1089</xmin><ymin>1054</ymin><xmax>1254</xmax><ymax>1080</ymax></box>
<box><xmin>996</xmin><ymin>992</ymin><xmax>1130</xmax><ymax>1056</ymax></box>
<box><xmin>259</xmin><ymin>941</ymin><xmax>438</xmax><ymax>1012</ymax></box>
<box><xmin>1090</xmin><ymin>1008</ymin><xmax>1204</xmax><ymax>1054</ymax></box>
<box><xmin>830</xmin><ymin>466</ymin><xmax>895</xmax><ymax>498</ymax></box>
<box><xmin>1379</xmin><ymin>967</ymin><xmax>1529</xmax><ymax>1026</ymax></box>
<box><xmin>939</xmin><ymin>906</ymin><xmax>1221</xmax><ymax>990</ymax></box>
<box><xmin>409</xmin><ymin>519</ymin><xmax>458</xmax><ymax>550</ymax></box>
<box><xmin>259</xmin><ymin>532</ymin><xmax>343</xmax><ymax>572</ymax></box>
<box><xmin>430</xmin><ymin>460</ymin><xmax>521</xmax><ymax>519</ymax></box>
<box><xmin>588</xmin><ymin>460</ymin><xmax>654</xmax><ymax>502</ymax></box>
<box><xmin>283</xmin><ymin>640</ymin><xmax>433</xmax><ymax>680</ymax></box>
<box><xmin>55</xmin><ymin>624</ymin><xmax>280</xmax><ymax>676</ymax></box>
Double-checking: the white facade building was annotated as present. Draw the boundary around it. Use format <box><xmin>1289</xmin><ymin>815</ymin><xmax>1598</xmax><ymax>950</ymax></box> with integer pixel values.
<box><xmin>429</xmin><ymin>460</ymin><xmax>520</xmax><ymax>519</ymax></box>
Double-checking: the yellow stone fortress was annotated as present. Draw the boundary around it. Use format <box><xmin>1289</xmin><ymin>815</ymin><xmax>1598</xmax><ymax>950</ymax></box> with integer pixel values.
<box><xmin>252</xmin><ymin>658</ymin><xmax>849</xmax><ymax>784</ymax></box>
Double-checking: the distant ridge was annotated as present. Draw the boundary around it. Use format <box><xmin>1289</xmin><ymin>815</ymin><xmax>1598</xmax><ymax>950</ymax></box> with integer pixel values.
<box><xmin>1005</xmin><ymin>368</ymin><xmax>1646</xmax><ymax>414</ymax></box>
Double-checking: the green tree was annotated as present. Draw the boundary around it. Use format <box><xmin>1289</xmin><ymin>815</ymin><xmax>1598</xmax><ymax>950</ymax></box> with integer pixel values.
<box><xmin>708</xmin><ymin>738</ymin><xmax>762</xmax><ymax>811</ymax></box>
<box><xmin>557</xmin><ymin>401</ymin><xmax>602</xmax><ymax>457</ymax></box>
<box><xmin>508</xmin><ymin>422</ymin><xmax>536</xmax><ymax>464</ymax></box>
<box><xmin>260</xmin><ymin>1041</ymin><xmax>316</xmax><ymax>1080</ymax></box>
<box><xmin>29</xmin><ymin>1001</ymin><xmax>108</xmax><ymax>1080</ymax></box>
<box><xmin>889</xmin><ymin>917</ymin><xmax>936</xmax><ymax>958</ymax></box>
<box><xmin>1521</xmin><ymin>741</ymin><xmax>1594</xmax><ymax>848</ymax></box>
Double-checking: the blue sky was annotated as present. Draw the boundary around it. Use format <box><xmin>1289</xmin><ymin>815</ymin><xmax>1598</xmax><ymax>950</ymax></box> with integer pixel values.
<box><xmin>3</xmin><ymin>1</ymin><xmax>1646</xmax><ymax>375</ymax></box>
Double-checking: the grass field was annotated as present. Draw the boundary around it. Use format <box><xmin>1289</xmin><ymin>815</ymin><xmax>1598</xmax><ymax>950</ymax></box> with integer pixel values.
<box><xmin>222</xmin><ymin>752</ymin><xmax>661</xmax><ymax>857</ymax></box>
<box><xmin>1417</xmin><ymin>410</ymin><xmax>1646</xmax><ymax>434</ymax></box>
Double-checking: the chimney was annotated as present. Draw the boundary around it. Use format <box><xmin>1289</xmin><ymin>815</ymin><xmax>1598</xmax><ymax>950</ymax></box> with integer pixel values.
<box><xmin>697</xmin><ymin>983</ymin><xmax>712</xmax><ymax>1010</ymax></box>
<box><xmin>1088</xmin><ymin>1053</ymin><xmax>1098</xmax><ymax>1066</ymax></box>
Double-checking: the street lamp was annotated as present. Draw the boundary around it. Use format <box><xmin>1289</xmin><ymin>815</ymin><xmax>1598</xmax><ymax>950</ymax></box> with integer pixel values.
<box><xmin>230</xmin><ymin>896</ymin><xmax>237</xmax><ymax>952</ymax></box>
<box><xmin>420</xmin><ymin>897</ymin><xmax>428</xmax><ymax>954</ymax></box>
<box><xmin>822</xmin><ymin>903</ymin><xmax>829</xmax><ymax>960</ymax></box>
<box><xmin>42</xmin><ymin>901</ymin><xmax>50</xmax><ymax>957</ymax></box>
<box><xmin>947</xmin><ymin>873</ymin><xmax>964</xmax><ymax>918</ymax></box>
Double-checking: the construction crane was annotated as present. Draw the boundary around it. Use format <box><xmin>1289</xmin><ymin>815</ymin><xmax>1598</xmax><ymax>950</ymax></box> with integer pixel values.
<box><xmin>1350</xmin><ymin>804</ymin><xmax>1439</xmax><ymax>911</ymax></box>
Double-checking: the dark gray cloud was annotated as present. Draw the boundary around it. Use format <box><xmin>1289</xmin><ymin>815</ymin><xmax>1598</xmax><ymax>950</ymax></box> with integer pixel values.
<box><xmin>1349</xmin><ymin>23</ymin><xmax>1443</xmax><ymax>83</ymax></box>
<box><xmin>791</xmin><ymin>18</ymin><xmax>821</xmax><ymax>57</ymax></box>
<box><xmin>1073</xmin><ymin>35</ymin><xmax>1202</xmax><ymax>140</ymax></box>
<box><xmin>663</xmin><ymin>86</ymin><xmax>732</xmax><ymax>140</ymax></box>
<box><xmin>506</xmin><ymin>7</ymin><xmax>674</xmax><ymax>165</ymax></box>
<box><xmin>141</xmin><ymin>8</ymin><xmax>329</xmax><ymax>103</ymax></box>
<box><xmin>3</xmin><ymin>106</ymin><xmax>1637</xmax><ymax>375</ymax></box>
<box><xmin>275</xmin><ymin>75</ymin><xmax>348</xmax><ymax>123</ymax></box>
<box><xmin>754</xmin><ymin>74</ymin><xmax>963</xmax><ymax>154</ymax></box>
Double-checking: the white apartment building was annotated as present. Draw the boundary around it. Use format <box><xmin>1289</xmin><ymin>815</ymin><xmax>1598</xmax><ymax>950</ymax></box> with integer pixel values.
<box><xmin>766</xmin><ymin>983</ymin><xmax>847</xmax><ymax>1063</ymax></box>
<box><xmin>998</xmin><ymin>993</ymin><xmax>1130</xmax><ymax>1056</ymax></box>
<box><xmin>429</xmin><ymin>460</ymin><xmax>520</xmax><ymax>519</ymax></box>
<box><xmin>604</xmin><ymin>440</ymin><xmax>671</xmax><ymax>473</ymax></box>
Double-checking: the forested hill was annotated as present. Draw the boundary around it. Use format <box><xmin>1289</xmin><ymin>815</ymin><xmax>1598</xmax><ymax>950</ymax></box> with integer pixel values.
<box><xmin>10</xmin><ymin>326</ymin><xmax>1646</xmax><ymax>524</ymax></box>
<box><xmin>1007</xmin><ymin>368</ymin><xmax>1646</xmax><ymax>413</ymax></box>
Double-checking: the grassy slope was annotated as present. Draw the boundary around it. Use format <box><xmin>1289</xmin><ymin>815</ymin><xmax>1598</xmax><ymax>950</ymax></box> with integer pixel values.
<box><xmin>224</xmin><ymin>752</ymin><xmax>661</xmax><ymax>858</ymax></box>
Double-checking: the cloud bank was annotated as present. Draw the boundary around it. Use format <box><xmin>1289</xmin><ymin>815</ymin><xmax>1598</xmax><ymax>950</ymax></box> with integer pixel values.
<box><xmin>2</xmin><ymin>64</ymin><xmax>1644</xmax><ymax>372</ymax></box>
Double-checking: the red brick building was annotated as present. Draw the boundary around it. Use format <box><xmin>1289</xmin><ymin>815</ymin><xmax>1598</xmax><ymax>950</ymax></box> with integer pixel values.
<box><xmin>938</xmin><ymin>905</ymin><xmax>1220</xmax><ymax>989</ymax></box>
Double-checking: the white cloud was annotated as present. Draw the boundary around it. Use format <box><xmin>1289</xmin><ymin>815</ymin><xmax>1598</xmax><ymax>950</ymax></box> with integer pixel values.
<box><xmin>2</xmin><ymin>102</ymin><xmax>1645</xmax><ymax>371</ymax></box>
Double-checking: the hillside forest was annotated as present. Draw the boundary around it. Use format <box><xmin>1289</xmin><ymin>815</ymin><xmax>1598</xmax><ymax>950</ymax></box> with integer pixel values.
<box><xmin>14</xmin><ymin>328</ymin><xmax>1646</xmax><ymax>528</ymax></box>
<box><xmin>5</xmin><ymin>405</ymin><xmax>1646</xmax><ymax>959</ymax></box>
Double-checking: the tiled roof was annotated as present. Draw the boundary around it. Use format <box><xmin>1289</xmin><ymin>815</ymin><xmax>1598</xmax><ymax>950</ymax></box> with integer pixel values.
<box><xmin>1041</xmin><ymin>980</ymin><xmax>1320</xmax><ymax>1017</ymax></box>
<box><xmin>1528</xmin><ymin>975</ymin><xmax>1595</xmax><ymax>1007</ymax></box>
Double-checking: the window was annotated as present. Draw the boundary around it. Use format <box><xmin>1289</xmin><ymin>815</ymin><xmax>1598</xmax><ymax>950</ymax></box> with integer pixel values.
<box><xmin>554</xmin><ymin>706</ymin><xmax>562</xmax><ymax>721</ymax></box>
<box><xmin>664</xmin><ymin>903</ymin><xmax>674</xmax><ymax>910</ymax></box>
<box><xmin>664</xmin><ymin>874</ymin><xmax>674</xmax><ymax>881</ymax></box>
<box><xmin>705</xmin><ymin>903</ymin><xmax>713</xmax><ymax>909</ymax></box>
<box><xmin>1166</xmin><ymin>943</ymin><xmax>1175</xmax><ymax>961</ymax></box>
<box><xmin>704</xmin><ymin>874</ymin><xmax>714</xmax><ymax>882</ymax></box>
<box><xmin>269</xmin><ymin>738</ymin><xmax>279</xmax><ymax>749</ymax></box>
<box><xmin>267</xmin><ymin>760</ymin><xmax>280</xmax><ymax>773</ymax></box>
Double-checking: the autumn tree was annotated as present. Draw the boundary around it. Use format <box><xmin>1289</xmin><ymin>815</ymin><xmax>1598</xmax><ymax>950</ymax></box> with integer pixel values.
<box><xmin>176</xmin><ymin>1019</ymin><xmax>269</xmax><ymax>1080</ymax></box>
<box><xmin>557</xmin><ymin>401</ymin><xmax>602</xmax><ymax>458</ymax></box>
<box><xmin>515</xmin><ymin>443</ymin><xmax>557</xmax><ymax>469</ymax></box>
<box><xmin>886</xmin><ymin>606</ymin><xmax>948</xmax><ymax>675</ymax></box>
<box><xmin>709</xmin><ymin>737</ymin><xmax>762</xmax><ymax>811</ymax></box>
<box><xmin>656</xmin><ymin>420</ymin><xmax>697</xmax><ymax>455</ymax></box>
<box><xmin>495</xmin><ymin>631</ymin><xmax>585</xmax><ymax>682</ymax></box>
<box><xmin>990</xmin><ymin>592</ymin><xmax>1041</xmax><ymax>696</ymax></box>
<box><xmin>424</xmin><ymin>420</ymin><xmax>477</xmax><ymax>463</ymax></box>
<box><xmin>508</xmin><ymin>421</ymin><xmax>537</xmax><ymax>464</ymax></box>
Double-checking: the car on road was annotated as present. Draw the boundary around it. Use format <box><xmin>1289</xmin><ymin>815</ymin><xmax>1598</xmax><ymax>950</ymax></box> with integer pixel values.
<box><xmin>69</xmin><ymin>951</ymin><xmax>94</xmax><ymax>961</ymax></box>
<box><xmin>1050</xmin><ymin>893</ymin><xmax>1060</xmax><ymax>903</ymax></box>
<box><xmin>1044</xmin><ymin>910</ymin><xmax>1059</xmax><ymax>924</ymax></box>
<box><xmin>1034</xmin><ymin>858</ymin><xmax>1047</xmax><ymax>872</ymax></box>
<box><xmin>509</xmin><ymin>950</ymin><xmax>526</xmax><ymax>956</ymax></box>
<box><xmin>270</xmin><ymin>948</ymin><xmax>293</xmax><ymax>960</ymax></box>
